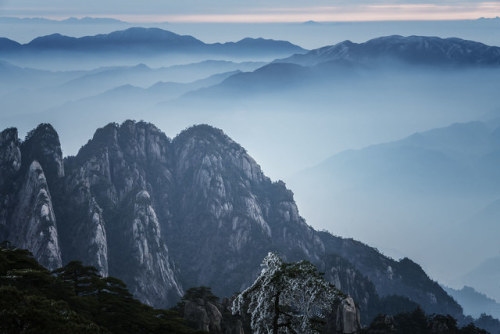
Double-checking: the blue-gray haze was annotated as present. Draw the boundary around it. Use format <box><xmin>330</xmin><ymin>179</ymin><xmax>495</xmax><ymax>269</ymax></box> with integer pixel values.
<box><xmin>1</xmin><ymin>19</ymin><xmax>500</xmax><ymax>305</ymax></box>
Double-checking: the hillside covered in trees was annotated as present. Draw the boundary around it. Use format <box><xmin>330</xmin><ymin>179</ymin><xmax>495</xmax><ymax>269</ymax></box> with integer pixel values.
<box><xmin>0</xmin><ymin>243</ymin><xmax>201</xmax><ymax>334</ymax></box>
<box><xmin>0</xmin><ymin>244</ymin><xmax>493</xmax><ymax>334</ymax></box>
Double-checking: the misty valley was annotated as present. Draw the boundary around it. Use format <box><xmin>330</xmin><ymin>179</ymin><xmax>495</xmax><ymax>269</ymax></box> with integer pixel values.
<box><xmin>1</xmin><ymin>19</ymin><xmax>500</xmax><ymax>334</ymax></box>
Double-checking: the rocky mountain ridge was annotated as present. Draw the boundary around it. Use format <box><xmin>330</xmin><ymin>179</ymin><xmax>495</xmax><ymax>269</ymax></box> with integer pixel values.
<box><xmin>0</xmin><ymin>120</ymin><xmax>463</xmax><ymax>323</ymax></box>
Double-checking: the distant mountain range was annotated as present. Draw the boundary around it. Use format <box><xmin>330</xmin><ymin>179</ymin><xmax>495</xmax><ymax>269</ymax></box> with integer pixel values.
<box><xmin>278</xmin><ymin>35</ymin><xmax>500</xmax><ymax>67</ymax></box>
<box><xmin>459</xmin><ymin>256</ymin><xmax>500</xmax><ymax>304</ymax></box>
<box><xmin>0</xmin><ymin>59</ymin><xmax>264</xmax><ymax>120</ymax></box>
<box><xmin>444</xmin><ymin>285</ymin><xmax>500</xmax><ymax>319</ymax></box>
<box><xmin>0</xmin><ymin>16</ymin><xmax>126</xmax><ymax>24</ymax></box>
<box><xmin>0</xmin><ymin>27</ymin><xmax>306</xmax><ymax>57</ymax></box>
<box><xmin>293</xmin><ymin>120</ymin><xmax>500</xmax><ymax>195</ymax></box>
<box><xmin>180</xmin><ymin>35</ymin><xmax>500</xmax><ymax>100</ymax></box>
<box><xmin>288</xmin><ymin>119</ymin><xmax>500</xmax><ymax>303</ymax></box>
<box><xmin>2</xmin><ymin>34</ymin><xmax>500</xmax><ymax>183</ymax></box>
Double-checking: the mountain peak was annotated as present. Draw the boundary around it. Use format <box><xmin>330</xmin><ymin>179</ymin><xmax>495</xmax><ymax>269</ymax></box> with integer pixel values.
<box><xmin>75</xmin><ymin>120</ymin><xmax>170</xmax><ymax>166</ymax></box>
<box><xmin>76</xmin><ymin>122</ymin><xmax>119</xmax><ymax>158</ymax></box>
<box><xmin>0</xmin><ymin>127</ymin><xmax>19</xmax><ymax>144</ymax></box>
<box><xmin>175</xmin><ymin>124</ymin><xmax>234</xmax><ymax>146</ymax></box>
<box><xmin>278</xmin><ymin>35</ymin><xmax>500</xmax><ymax>67</ymax></box>
<box><xmin>104</xmin><ymin>27</ymin><xmax>185</xmax><ymax>41</ymax></box>
<box><xmin>0</xmin><ymin>37</ymin><xmax>21</xmax><ymax>51</ymax></box>
<box><xmin>22</xmin><ymin>123</ymin><xmax>64</xmax><ymax>179</ymax></box>
<box><xmin>25</xmin><ymin>28</ymin><xmax>205</xmax><ymax>52</ymax></box>
<box><xmin>28</xmin><ymin>33</ymin><xmax>77</xmax><ymax>48</ymax></box>
<box><xmin>25</xmin><ymin>123</ymin><xmax>58</xmax><ymax>142</ymax></box>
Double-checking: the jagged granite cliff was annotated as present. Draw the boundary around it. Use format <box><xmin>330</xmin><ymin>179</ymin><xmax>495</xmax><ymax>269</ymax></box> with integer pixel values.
<box><xmin>0</xmin><ymin>121</ymin><xmax>463</xmax><ymax>322</ymax></box>
<box><xmin>0</xmin><ymin>126</ymin><xmax>62</xmax><ymax>270</ymax></box>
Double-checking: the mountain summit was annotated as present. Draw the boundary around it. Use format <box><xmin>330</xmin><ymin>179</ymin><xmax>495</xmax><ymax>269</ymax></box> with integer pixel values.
<box><xmin>278</xmin><ymin>35</ymin><xmax>500</xmax><ymax>67</ymax></box>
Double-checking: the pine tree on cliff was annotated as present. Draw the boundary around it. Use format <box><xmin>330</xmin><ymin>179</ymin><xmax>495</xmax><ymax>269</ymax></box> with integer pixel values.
<box><xmin>232</xmin><ymin>252</ymin><xmax>342</xmax><ymax>334</ymax></box>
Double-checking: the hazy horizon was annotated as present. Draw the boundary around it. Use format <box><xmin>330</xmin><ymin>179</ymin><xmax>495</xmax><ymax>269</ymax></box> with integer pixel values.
<box><xmin>2</xmin><ymin>17</ymin><xmax>500</xmax><ymax>50</ymax></box>
<box><xmin>2</xmin><ymin>0</ymin><xmax>500</xmax><ymax>22</ymax></box>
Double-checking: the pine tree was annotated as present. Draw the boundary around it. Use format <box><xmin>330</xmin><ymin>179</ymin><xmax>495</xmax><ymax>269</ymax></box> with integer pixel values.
<box><xmin>232</xmin><ymin>252</ymin><xmax>342</xmax><ymax>334</ymax></box>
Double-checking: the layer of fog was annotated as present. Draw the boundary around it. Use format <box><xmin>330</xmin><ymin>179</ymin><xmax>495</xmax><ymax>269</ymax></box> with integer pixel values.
<box><xmin>4</xmin><ymin>63</ymin><xmax>499</xmax><ymax>178</ymax></box>
<box><xmin>0</xmin><ymin>50</ymin><xmax>279</xmax><ymax>72</ymax></box>
<box><xmin>287</xmin><ymin>116</ymin><xmax>500</xmax><ymax>301</ymax></box>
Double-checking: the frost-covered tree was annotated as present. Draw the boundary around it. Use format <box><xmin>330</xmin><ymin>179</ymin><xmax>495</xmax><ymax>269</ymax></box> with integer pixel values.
<box><xmin>232</xmin><ymin>252</ymin><xmax>342</xmax><ymax>334</ymax></box>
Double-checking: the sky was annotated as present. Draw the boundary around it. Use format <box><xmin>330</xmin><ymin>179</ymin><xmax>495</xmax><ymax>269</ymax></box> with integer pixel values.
<box><xmin>1</xmin><ymin>0</ymin><xmax>500</xmax><ymax>22</ymax></box>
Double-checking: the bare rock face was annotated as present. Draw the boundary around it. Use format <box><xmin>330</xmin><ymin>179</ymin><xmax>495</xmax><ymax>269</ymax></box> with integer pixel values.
<box><xmin>57</xmin><ymin>156</ymin><xmax>110</xmax><ymax>276</ymax></box>
<box><xmin>336</xmin><ymin>296</ymin><xmax>362</xmax><ymax>334</ymax></box>
<box><xmin>0</xmin><ymin>128</ymin><xmax>22</xmax><ymax>239</ymax></box>
<box><xmin>322</xmin><ymin>254</ymin><xmax>379</xmax><ymax>322</ymax></box>
<box><xmin>87</xmin><ymin>198</ymin><xmax>109</xmax><ymax>276</ymax></box>
<box><xmin>10</xmin><ymin>161</ymin><xmax>62</xmax><ymax>269</ymax></box>
<box><xmin>0</xmin><ymin>125</ymin><xmax>63</xmax><ymax>270</ymax></box>
<box><xmin>184</xmin><ymin>299</ymin><xmax>223</xmax><ymax>333</ymax></box>
<box><xmin>170</xmin><ymin>125</ymin><xmax>326</xmax><ymax>296</ymax></box>
<box><xmin>126</xmin><ymin>190</ymin><xmax>182</xmax><ymax>306</ymax></box>
<box><xmin>57</xmin><ymin>121</ymin><xmax>182</xmax><ymax>308</ymax></box>
<box><xmin>180</xmin><ymin>290</ymin><xmax>245</xmax><ymax>334</ymax></box>
<box><xmin>0</xmin><ymin>128</ymin><xmax>21</xmax><ymax>189</ymax></box>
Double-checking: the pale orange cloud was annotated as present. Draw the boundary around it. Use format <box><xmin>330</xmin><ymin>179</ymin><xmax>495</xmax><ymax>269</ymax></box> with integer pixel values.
<box><xmin>9</xmin><ymin>2</ymin><xmax>500</xmax><ymax>23</ymax></box>
<box><xmin>104</xmin><ymin>3</ymin><xmax>500</xmax><ymax>23</ymax></box>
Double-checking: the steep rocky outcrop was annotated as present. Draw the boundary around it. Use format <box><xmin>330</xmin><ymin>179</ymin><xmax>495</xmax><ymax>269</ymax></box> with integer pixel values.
<box><xmin>0</xmin><ymin>126</ymin><xmax>63</xmax><ymax>270</ymax></box>
<box><xmin>57</xmin><ymin>152</ymin><xmax>110</xmax><ymax>276</ymax></box>
<box><xmin>322</xmin><ymin>253</ymin><xmax>380</xmax><ymax>323</ymax></box>
<box><xmin>0</xmin><ymin>128</ymin><xmax>21</xmax><ymax>240</ymax></box>
<box><xmin>125</xmin><ymin>190</ymin><xmax>182</xmax><ymax>305</ymax></box>
<box><xmin>0</xmin><ymin>120</ymin><xmax>463</xmax><ymax>322</ymax></box>
<box><xmin>169</xmin><ymin>125</ymin><xmax>326</xmax><ymax>296</ymax></box>
<box><xmin>184</xmin><ymin>299</ymin><xmax>223</xmax><ymax>333</ymax></box>
<box><xmin>0</xmin><ymin>128</ymin><xmax>21</xmax><ymax>191</ymax></box>
<box><xmin>57</xmin><ymin>121</ymin><xmax>182</xmax><ymax>308</ymax></box>
<box><xmin>178</xmin><ymin>287</ymin><xmax>245</xmax><ymax>334</ymax></box>
<box><xmin>336</xmin><ymin>297</ymin><xmax>362</xmax><ymax>334</ymax></box>
<box><xmin>9</xmin><ymin>160</ymin><xmax>62</xmax><ymax>269</ymax></box>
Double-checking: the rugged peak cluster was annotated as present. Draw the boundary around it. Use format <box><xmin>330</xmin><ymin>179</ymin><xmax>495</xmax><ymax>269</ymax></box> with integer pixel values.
<box><xmin>0</xmin><ymin>121</ymin><xmax>463</xmax><ymax>322</ymax></box>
